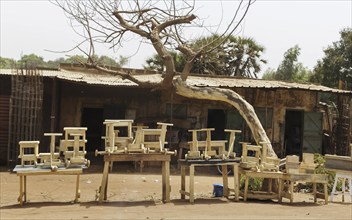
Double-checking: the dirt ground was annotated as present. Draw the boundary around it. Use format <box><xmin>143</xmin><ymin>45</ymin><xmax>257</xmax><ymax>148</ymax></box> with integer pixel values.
<box><xmin>1</xmin><ymin>161</ymin><xmax>351</xmax><ymax>220</ymax></box>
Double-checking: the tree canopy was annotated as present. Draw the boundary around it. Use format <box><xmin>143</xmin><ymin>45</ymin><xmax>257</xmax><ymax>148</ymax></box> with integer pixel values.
<box><xmin>262</xmin><ymin>45</ymin><xmax>312</xmax><ymax>82</ymax></box>
<box><xmin>0</xmin><ymin>54</ymin><xmax>128</xmax><ymax>69</ymax></box>
<box><xmin>144</xmin><ymin>35</ymin><xmax>266</xmax><ymax>78</ymax></box>
<box><xmin>310</xmin><ymin>28</ymin><xmax>352</xmax><ymax>90</ymax></box>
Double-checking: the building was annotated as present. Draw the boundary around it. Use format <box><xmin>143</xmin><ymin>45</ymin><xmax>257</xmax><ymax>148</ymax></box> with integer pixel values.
<box><xmin>0</xmin><ymin>64</ymin><xmax>351</xmax><ymax>166</ymax></box>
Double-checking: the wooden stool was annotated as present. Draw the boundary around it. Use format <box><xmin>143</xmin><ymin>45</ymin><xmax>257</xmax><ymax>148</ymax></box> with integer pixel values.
<box><xmin>18</xmin><ymin>141</ymin><xmax>39</xmax><ymax>166</ymax></box>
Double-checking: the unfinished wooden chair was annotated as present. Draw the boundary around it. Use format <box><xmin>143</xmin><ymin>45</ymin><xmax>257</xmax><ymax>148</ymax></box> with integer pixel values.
<box><xmin>240</xmin><ymin>142</ymin><xmax>261</xmax><ymax>170</ymax></box>
<box><xmin>100</xmin><ymin>120</ymin><xmax>133</xmax><ymax>154</ymax></box>
<box><xmin>260</xmin><ymin>141</ymin><xmax>280</xmax><ymax>172</ymax></box>
<box><xmin>18</xmin><ymin>141</ymin><xmax>40</xmax><ymax>166</ymax></box>
<box><xmin>141</xmin><ymin>122</ymin><xmax>175</xmax><ymax>154</ymax></box>
<box><xmin>185</xmin><ymin>129</ymin><xmax>202</xmax><ymax>160</ymax></box>
<box><xmin>185</xmin><ymin>128</ymin><xmax>228</xmax><ymax>160</ymax></box>
<box><xmin>224</xmin><ymin>129</ymin><xmax>241</xmax><ymax>159</ymax></box>
<box><xmin>128</xmin><ymin>124</ymin><xmax>148</xmax><ymax>153</ymax></box>
<box><xmin>38</xmin><ymin>133</ymin><xmax>62</xmax><ymax>170</ymax></box>
<box><xmin>62</xmin><ymin>127</ymin><xmax>89</xmax><ymax>167</ymax></box>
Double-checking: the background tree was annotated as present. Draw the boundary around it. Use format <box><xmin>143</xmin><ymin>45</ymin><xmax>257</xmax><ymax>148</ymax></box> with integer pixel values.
<box><xmin>0</xmin><ymin>57</ymin><xmax>16</xmax><ymax>69</ymax></box>
<box><xmin>310</xmin><ymin>28</ymin><xmax>352</xmax><ymax>90</ymax></box>
<box><xmin>144</xmin><ymin>35</ymin><xmax>266</xmax><ymax>78</ymax></box>
<box><xmin>55</xmin><ymin>0</ymin><xmax>277</xmax><ymax>157</ymax></box>
<box><xmin>262</xmin><ymin>45</ymin><xmax>312</xmax><ymax>82</ymax></box>
<box><xmin>17</xmin><ymin>54</ymin><xmax>46</xmax><ymax>69</ymax></box>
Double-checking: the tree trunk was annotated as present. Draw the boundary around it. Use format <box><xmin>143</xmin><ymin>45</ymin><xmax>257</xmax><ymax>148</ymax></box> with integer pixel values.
<box><xmin>173</xmin><ymin>77</ymin><xmax>277</xmax><ymax>158</ymax></box>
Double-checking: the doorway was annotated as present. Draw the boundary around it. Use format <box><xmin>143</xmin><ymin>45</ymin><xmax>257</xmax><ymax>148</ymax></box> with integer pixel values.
<box><xmin>284</xmin><ymin>110</ymin><xmax>303</xmax><ymax>157</ymax></box>
<box><xmin>207</xmin><ymin>109</ymin><xmax>226</xmax><ymax>140</ymax></box>
<box><xmin>81</xmin><ymin>108</ymin><xmax>104</xmax><ymax>152</ymax></box>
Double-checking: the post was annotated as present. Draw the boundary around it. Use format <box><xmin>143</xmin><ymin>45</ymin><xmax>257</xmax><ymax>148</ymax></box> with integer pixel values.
<box><xmin>181</xmin><ymin>165</ymin><xmax>186</xmax><ymax>199</ymax></box>
<box><xmin>190</xmin><ymin>165</ymin><xmax>195</xmax><ymax>203</ymax></box>
<box><xmin>222</xmin><ymin>165</ymin><xmax>229</xmax><ymax>197</ymax></box>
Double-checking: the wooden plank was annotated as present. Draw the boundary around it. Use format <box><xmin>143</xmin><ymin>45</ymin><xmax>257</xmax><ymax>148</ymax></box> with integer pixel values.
<box><xmin>99</xmin><ymin>161</ymin><xmax>110</xmax><ymax>202</ymax></box>
<box><xmin>104</xmin><ymin>153</ymin><xmax>171</xmax><ymax>162</ymax></box>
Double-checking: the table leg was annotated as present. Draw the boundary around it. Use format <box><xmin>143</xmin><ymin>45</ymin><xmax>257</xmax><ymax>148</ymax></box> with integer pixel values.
<box><xmin>324</xmin><ymin>183</ymin><xmax>328</xmax><ymax>204</ymax></box>
<box><xmin>24</xmin><ymin>176</ymin><xmax>27</xmax><ymax>203</ymax></box>
<box><xmin>162</xmin><ymin>161</ymin><xmax>170</xmax><ymax>203</ymax></box>
<box><xmin>75</xmin><ymin>174</ymin><xmax>80</xmax><ymax>202</ymax></box>
<box><xmin>313</xmin><ymin>182</ymin><xmax>317</xmax><ymax>202</ymax></box>
<box><xmin>181</xmin><ymin>165</ymin><xmax>186</xmax><ymax>199</ymax></box>
<box><xmin>233</xmin><ymin>164</ymin><xmax>240</xmax><ymax>202</ymax></box>
<box><xmin>289</xmin><ymin>181</ymin><xmax>294</xmax><ymax>203</ymax></box>
<box><xmin>190</xmin><ymin>165</ymin><xmax>195</xmax><ymax>203</ymax></box>
<box><xmin>244</xmin><ymin>176</ymin><xmax>249</xmax><ymax>202</ymax></box>
<box><xmin>19</xmin><ymin>176</ymin><xmax>23</xmax><ymax>205</ymax></box>
<box><xmin>278</xmin><ymin>179</ymin><xmax>283</xmax><ymax>203</ymax></box>
<box><xmin>222</xmin><ymin>165</ymin><xmax>229</xmax><ymax>198</ymax></box>
<box><xmin>99</xmin><ymin>161</ymin><xmax>110</xmax><ymax>202</ymax></box>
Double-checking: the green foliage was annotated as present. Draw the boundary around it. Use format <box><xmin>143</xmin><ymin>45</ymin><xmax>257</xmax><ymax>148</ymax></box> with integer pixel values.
<box><xmin>0</xmin><ymin>54</ymin><xmax>128</xmax><ymax>69</ymax></box>
<box><xmin>17</xmin><ymin>54</ymin><xmax>46</xmax><ymax>69</ymax></box>
<box><xmin>239</xmin><ymin>176</ymin><xmax>263</xmax><ymax>191</ymax></box>
<box><xmin>0</xmin><ymin>57</ymin><xmax>16</xmax><ymax>68</ymax></box>
<box><xmin>144</xmin><ymin>35</ymin><xmax>266</xmax><ymax>78</ymax></box>
<box><xmin>310</xmin><ymin>28</ymin><xmax>352</xmax><ymax>90</ymax></box>
<box><xmin>262</xmin><ymin>45</ymin><xmax>312</xmax><ymax>82</ymax></box>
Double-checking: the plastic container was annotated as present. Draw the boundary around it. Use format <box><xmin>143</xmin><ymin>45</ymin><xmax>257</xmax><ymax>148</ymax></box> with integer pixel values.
<box><xmin>212</xmin><ymin>183</ymin><xmax>224</xmax><ymax>197</ymax></box>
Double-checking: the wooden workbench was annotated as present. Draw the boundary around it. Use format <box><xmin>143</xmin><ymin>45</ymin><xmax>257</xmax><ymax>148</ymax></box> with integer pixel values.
<box><xmin>97</xmin><ymin>153</ymin><xmax>171</xmax><ymax>203</ymax></box>
<box><xmin>178</xmin><ymin>159</ymin><xmax>240</xmax><ymax>203</ymax></box>
<box><xmin>280</xmin><ymin>173</ymin><xmax>329</xmax><ymax>204</ymax></box>
<box><xmin>13</xmin><ymin>165</ymin><xmax>84</xmax><ymax>205</ymax></box>
<box><xmin>239</xmin><ymin>168</ymin><xmax>283</xmax><ymax>202</ymax></box>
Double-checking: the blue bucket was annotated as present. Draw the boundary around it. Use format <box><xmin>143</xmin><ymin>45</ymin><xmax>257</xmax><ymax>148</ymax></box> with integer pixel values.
<box><xmin>213</xmin><ymin>183</ymin><xmax>223</xmax><ymax>197</ymax></box>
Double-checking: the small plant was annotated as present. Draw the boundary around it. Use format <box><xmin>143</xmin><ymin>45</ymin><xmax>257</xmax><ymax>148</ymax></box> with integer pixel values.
<box><xmin>240</xmin><ymin>176</ymin><xmax>263</xmax><ymax>191</ymax></box>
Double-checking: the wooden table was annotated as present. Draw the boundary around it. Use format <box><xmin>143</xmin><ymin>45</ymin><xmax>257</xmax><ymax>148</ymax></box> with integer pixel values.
<box><xmin>280</xmin><ymin>173</ymin><xmax>329</xmax><ymax>204</ymax></box>
<box><xmin>178</xmin><ymin>159</ymin><xmax>240</xmax><ymax>203</ymax></box>
<box><xmin>239</xmin><ymin>169</ymin><xmax>283</xmax><ymax>201</ymax></box>
<box><xmin>98</xmin><ymin>153</ymin><xmax>171</xmax><ymax>203</ymax></box>
<box><xmin>13</xmin><ymin>165</ymin><xmax>84</xmax><ymax>205</ymax></box>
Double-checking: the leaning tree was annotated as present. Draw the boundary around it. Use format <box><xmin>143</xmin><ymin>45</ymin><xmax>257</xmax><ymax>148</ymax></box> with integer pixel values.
<box><xmin>54</xmin><ymin>0</ymin><xmax>277</xmax><ymax>157</ymax></box>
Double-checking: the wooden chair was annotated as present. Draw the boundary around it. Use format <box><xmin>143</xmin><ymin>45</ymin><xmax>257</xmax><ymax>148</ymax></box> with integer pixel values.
<box><xmin>141</xmin><ymin>122</ymin><xmax>173</xmax><ymax>153</ymax></box>
<box><xmin>240</xmin><ymin>142</ymin><xmax>262</xmax><ymax>170</ymax></box>
<box><xmin>260</xmin><ymin>141</ymin><xmax>280</xmax><ymax>171</ymax></box>
<box><xmin>38</xmin><ymin>133</ymin><xmax>62</xmax><ymax>170</ymax></box>
<box><xmin>102</xmin><ymin>120</ymin><xmax>133</xmax><ymax>153</ymax></box>
<box><xmin>18</xmin><ymin>141</ymin><xmax>40</xmax><ymax>166</ymax></box>
<box><xmin>62</xmin><ymin>127</ymin><xmax>89</xmax><ymax>167</ymax></box>
<box><xmin>224</xmin><ymin>129</ymin><xmax>241</xmax><ymax>159</ymax></box>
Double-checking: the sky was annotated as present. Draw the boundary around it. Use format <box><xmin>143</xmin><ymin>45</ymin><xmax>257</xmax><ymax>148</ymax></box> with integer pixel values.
<box><xmin>0</xmin><ymin>0</ymin><xmax>351</xmax><ymax>78</ymax></box>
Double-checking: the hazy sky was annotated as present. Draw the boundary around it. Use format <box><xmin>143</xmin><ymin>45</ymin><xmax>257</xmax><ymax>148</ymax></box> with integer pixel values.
<box><xmin>1</xmin><ymin>0</ymin><xmax>351</xmax><ymax>77</ymax></box>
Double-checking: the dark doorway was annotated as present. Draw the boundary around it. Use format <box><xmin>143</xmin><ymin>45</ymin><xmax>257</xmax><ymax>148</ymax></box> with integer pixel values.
<box><xmin>284</xmin><ymin>110</ymin><xmax>303</xmax><ymax>157</ymax></box>
<box><xmin>207</xmin><ymin>109</ymin><xmax>226</xmax><ymax>140</ymax></box>
<box><xmin>81</xmin><ymin>108</ymin><xmax>104</xmax><ymax>152</ymax></box>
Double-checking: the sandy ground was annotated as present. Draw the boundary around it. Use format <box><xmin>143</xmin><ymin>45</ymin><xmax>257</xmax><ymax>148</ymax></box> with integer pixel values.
<box><xmin>1</xmin><ymin>162</ymin><xmax>351</xmax><ymax>220</ymax></box>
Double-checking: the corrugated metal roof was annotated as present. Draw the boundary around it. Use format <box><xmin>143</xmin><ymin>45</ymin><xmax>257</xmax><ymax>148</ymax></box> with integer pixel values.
<box><xmin>1</xmin><ymin>68</ymin><xmax>351</xmax><ymax>94</ymax></box>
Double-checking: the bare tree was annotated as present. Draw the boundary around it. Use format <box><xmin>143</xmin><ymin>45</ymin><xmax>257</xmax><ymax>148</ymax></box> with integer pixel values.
<box><xmin>54</xmin><ymin>0</ymin><xmax>276</xmax><ymax>157</ymax></box>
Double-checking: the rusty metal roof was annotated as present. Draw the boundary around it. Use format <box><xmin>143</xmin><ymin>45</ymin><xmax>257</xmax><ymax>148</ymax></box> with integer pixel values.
<box><xmin>1</xmin><ymin>68</ymin><xmax>351</xmax><ymax>94</ymax></box>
